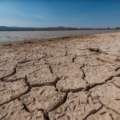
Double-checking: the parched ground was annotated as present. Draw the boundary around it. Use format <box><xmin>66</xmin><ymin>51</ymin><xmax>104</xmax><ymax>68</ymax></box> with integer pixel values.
<box><xmin>1</xmin><ymin>32</ymin><xmax>120</xmax><ymax>120</ymax></box>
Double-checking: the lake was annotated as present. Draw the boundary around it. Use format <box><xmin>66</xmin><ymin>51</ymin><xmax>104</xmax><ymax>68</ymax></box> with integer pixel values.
<box><xmin>0</xmin><ymin>30</ymin><xmax>119</xmax><ymax>42</ymax></box>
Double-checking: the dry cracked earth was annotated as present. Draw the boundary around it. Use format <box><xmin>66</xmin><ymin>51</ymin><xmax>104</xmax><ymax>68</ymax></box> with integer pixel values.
<box><xmin>1</xmin><ymin>32</ymin><xmax>120</xmax><ymax>120</ymax></box>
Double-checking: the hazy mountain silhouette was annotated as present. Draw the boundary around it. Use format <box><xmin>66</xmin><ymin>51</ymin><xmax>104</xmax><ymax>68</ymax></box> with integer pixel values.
<box><xmin>0</xmin><ymin>26</ymin><xmax>79</xmax><ymax>30</ymax></box>
<box><xmin>0</xmin><ymin>26</ymin><xmax>118</xmax><ymax>31</ymax></box>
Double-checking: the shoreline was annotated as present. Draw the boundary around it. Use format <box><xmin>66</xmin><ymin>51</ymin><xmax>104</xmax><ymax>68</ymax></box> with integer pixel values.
<box><xmin>0</xmin><ymin>31</ymin><xmax>119</xmax><ymax>45</ymax></box>
<box><xmin>0</xmin><ymin>30</ymin><xmax>119</xmax><ymax>45</ymax></box>
<box><xmin>0</xmin><ymin>34</ymin><xmax>93</xmax><ymax>45</ymax></box>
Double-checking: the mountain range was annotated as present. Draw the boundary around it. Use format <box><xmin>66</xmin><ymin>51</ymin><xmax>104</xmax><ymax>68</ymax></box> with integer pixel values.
<box><xmin>0</xmin><ymin>26</ymin><xmax>78</xmax><ymax>31</ymax></box>
<box><xmin>0</xmin><ymin>26</ymin><xmax>119</xmax><ymax>31</ymax></box>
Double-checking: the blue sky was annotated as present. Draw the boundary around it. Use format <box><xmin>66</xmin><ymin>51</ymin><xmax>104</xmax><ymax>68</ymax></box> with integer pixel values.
<box><xmin>0</xmin><ymin>0</ymin><xmax>120</xmax><ymax>28</ymax></box>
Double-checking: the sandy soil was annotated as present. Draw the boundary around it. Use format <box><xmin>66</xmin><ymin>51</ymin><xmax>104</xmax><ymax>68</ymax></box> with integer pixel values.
<box><xmin>0</xmin><ymin>32</ymin><xmax>120</xmax><ymax>120</ymax></box>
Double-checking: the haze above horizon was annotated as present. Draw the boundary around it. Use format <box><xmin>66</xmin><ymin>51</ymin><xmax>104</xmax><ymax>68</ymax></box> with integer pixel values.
<box><xmin>0</xmin><ymin>0</ymin><xmax>120</xmax><ymax>28</ymax></box>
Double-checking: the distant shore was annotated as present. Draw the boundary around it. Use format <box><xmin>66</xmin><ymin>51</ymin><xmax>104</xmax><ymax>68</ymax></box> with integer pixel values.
<box><xmin>0</xmin><ymin>29</ymin><xmax>119</xmax><ymax>31</ymax></box>
<box><xmin>0</xmin><ymin>25</ymin><xmax>119</xmax><ymax>31</ymax></box>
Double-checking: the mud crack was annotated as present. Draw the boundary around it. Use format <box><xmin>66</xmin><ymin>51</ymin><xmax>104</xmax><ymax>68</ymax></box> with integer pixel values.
<box><xmin>83</xmin><ymin>104</ymin><xmax>103</xmax><ymax>120</ymax></box>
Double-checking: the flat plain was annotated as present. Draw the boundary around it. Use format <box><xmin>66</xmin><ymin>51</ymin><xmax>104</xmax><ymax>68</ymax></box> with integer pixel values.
<box><xmin>0</xmin><ymin>32</ymin><xmax>120</xmax><ymax>120</ymax></box>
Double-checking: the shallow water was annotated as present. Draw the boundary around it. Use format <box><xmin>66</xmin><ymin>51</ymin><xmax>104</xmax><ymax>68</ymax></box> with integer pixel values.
<box><xmin>0</xmin><ymin>30</ymin><xmax>119</xmax><ymax>42</ymax></box>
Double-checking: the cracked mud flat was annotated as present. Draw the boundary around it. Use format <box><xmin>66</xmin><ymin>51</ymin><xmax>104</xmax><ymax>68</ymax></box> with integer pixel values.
<box><xmin>0</xmin><ymin>32</ymin><xmax>120</xmax><ymax>120</ymax></box>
